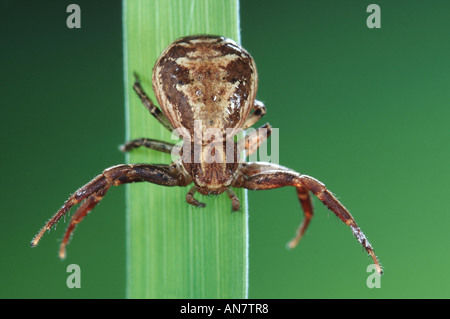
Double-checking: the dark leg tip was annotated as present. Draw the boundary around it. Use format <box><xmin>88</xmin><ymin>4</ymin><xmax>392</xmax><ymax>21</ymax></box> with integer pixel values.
<box><xmin>133</xmin><ymin>72</ymin><xmax>140</xmax><ymax>83</ymax></box>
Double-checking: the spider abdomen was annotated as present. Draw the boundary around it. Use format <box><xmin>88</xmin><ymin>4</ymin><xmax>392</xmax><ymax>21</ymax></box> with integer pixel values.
<box><xmin>152</xmin><ymin>35</ymin><xmax>258</xmax><ymax>138</ymax></box>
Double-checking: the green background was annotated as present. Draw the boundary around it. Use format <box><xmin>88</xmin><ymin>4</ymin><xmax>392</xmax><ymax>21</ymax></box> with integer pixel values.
<box><xmin>1</xmin><ymin>0</ymin><xmax>449</xmax><ymax>298</ymax></box>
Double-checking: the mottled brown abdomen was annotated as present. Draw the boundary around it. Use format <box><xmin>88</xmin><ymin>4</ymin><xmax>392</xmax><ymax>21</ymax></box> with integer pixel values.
<box><xmin>152</xmin><ymin>35</ymin><xmax>258</xmax><ymax>139</ymax></box>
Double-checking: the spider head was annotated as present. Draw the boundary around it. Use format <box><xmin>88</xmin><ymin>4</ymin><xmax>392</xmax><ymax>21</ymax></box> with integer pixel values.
<box><xmin>181</xmin><ymin>141</ymin><xmax>239</xmax><ymax>195</ymax></box>
<box><xmin>192</xmin><ymin>162</ymin><xmax>237</xmax><ymax>195</ymax></box>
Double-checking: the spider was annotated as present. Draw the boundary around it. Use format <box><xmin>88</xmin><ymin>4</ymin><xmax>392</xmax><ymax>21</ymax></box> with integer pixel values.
<box><xmin>31</xmin><ymin>35</ymin><xmax>382</xmax><ymax>275</ymax></box>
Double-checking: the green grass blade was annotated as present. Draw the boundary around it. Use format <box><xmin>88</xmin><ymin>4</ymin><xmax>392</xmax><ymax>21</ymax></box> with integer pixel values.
<box><xmin>123</xmin><ymin>0</ymin><xmax>247</xmax><ymax>299</ymax></box>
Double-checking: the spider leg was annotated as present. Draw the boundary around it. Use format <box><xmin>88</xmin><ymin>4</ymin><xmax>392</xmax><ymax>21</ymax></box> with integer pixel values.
<box><xmin>238</xmin><ymin>123</ymin><xmax>272</xmax><ymax>157</ymax></box>
<box><xmin>242</xmin><ymin>100</ymin><xmax>266</xmax><ymax>129</ymax></box>
<box><xmin>31</xmin><ymin>163</ymin><xmax>191</xmax><ymax>257</ymax></box>
<box><xmin>133</xmin><ymin>72</ymin><xmax>174</xmax><ymax>132</ymax></box>
<box><xmin>226</xmin><ymin>188</ymin><xmax>240</xmax><ymax>212</ymax></box>
<box><xmin>120</xmin><ymin>137</ymin><xmax>178</xmax><ymax>154</ymax></box>
<box><xmin>235</xmin><ymin>162</ymin><xmax>383</xmax><ymax>275</ymax></box>
<box><xmin>185</xmin><ymin>186</ymin><xmax>239</xmax><ymax>212</ymax></box>
<box><xmin>58</xmin><ymin>186</ymin><xmax>110</xmax><ymax>259</ymax></box>
<box><xmin>288</xmin><ymin>185</ymin><xmax>314</xmax><ymax>249</ymax></box>
<box><xmin>186</xmin><ymin>186</ymin><xmax>206</xmax><ymax>208</ymax></box>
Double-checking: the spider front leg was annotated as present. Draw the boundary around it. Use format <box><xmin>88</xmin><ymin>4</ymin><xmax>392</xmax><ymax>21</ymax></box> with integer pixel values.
<box><xmin>58</xmin><ymin>184</ymin><xmax>111</xmax><ymax>258</ymax></box>
<box><xmin>31</xmin><ymin>163</ymin><xmax>191</xmax><ymax>258</ymax></box>
<box><xmin>290</xmin><ymin>184</ymin><xmax>313</xmax><ymax>249</ymax></box>
<box><xmin>234</xmin><ymin>162</ymin><xmax>383</xmax><ymax>275</ymax></box>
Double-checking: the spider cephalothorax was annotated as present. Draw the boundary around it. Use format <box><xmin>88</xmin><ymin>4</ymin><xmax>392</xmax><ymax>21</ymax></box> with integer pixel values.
<box><xmin>31</xmin><ymin>35</ymin><xmax>382</xmax><ymax>275</ymax></box>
